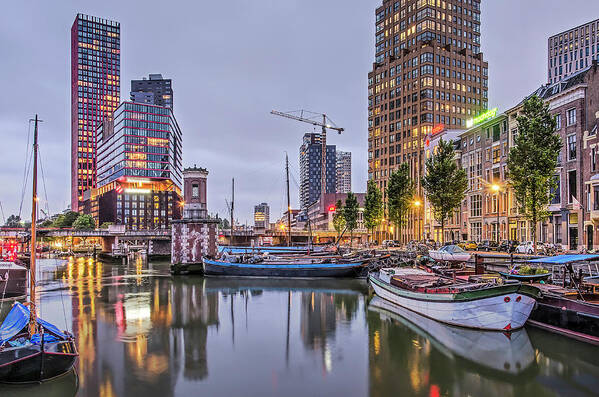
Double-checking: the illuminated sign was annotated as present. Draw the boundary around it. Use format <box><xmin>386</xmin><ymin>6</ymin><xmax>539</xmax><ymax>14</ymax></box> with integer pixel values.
<box><xmin>431</xmin><ymin>124</ymin><xmax>445</xmax><ymax>135</ymax></box>
<box><xmin>124</xmin><ymin>188</ymin><xmax>151</xmax><ymax>194</ymax></box>
<box><xmin>328</xmin><ymin>205</ymin><xmax>336</xmax><ymax>212</ymax></box>
<box><xmin>466</xmin><ymin>108</ymin><xmax>498</xmax><ymax>128</ymax></box>
<box><xmin>126</xmin><ymin>177</ymin><xmax>149</xmax><ymax>183</ymax></box>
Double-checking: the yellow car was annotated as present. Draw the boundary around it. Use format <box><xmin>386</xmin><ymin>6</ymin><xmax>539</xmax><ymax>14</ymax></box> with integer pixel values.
<box><xmin>464</xmin><ymin>241</ymin><xmax>478</xmax><ymax>251</ymax></box>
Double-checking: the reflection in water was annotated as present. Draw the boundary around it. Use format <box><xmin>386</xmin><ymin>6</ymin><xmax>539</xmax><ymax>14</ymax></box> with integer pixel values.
<box><xmin>2</xmin><ymin>257</ymin><xmax>598</xmax><ymax>396</ymax></box>
<box><xmin>367</xmin><ymin>296</ymin><xmax>599</xmax><ymax>397</ymax></box>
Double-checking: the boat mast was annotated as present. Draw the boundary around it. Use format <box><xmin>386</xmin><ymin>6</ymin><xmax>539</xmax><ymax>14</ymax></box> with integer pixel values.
<box><xmin>285</xmin><ymin>154</ymin><xmax>292</xmax><ymax>246</ymax></box>
<box><xmin>29</xmin><ymin>115</ymin><xmax>39</xmax><ymax>336</ymax></box>
<box><xmin>230</xmin><ymin>178</ymin><xmax>234</xmax><ymax>246</ymax></box>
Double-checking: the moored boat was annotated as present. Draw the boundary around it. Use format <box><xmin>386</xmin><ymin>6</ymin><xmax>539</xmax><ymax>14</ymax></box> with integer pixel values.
<box><xmin>369</xmin><ymin>267</ymin><xmax>540</xmax><ymax>330</ymax></box>
<box><xmin>0</xmin><ymin>261</ymin><xmax>27</xmax><ymax>299</ymax></box>
<box><xmin>203</xmin><ymin>257</ymin><xmax>365</xmax><ymax>278</ymax></box>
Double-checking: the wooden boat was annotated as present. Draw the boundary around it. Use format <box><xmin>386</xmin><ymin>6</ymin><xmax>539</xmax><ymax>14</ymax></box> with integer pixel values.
<box><xmin>524</xmin><ymin>255</ymin><xmax>599</xmax><ymax>345</ymax></box>
<box><xmin>429</xmin><ymin>244</ymin><xmax>472</xmax><ymax>264</ymax></box>
<box><xmin>203</xmin><ymin>257</ymin><xmax>365</xmax><ymax>278</ymax></box>
<box><xmin>498</xmin><ymin>271</ymin><xmax>551</xmax><ymax>282</ymax></box>
<box><xmin>0</xmin><ymin>261</ymin><xmax>27</xmax><ymax>299</ymax></box>
<box><xmin>369</xmin><ymin>267</ymin><xmax>540</xmax><ymax>330</ymax></box>
<box><xmin>369</xmin><ymin>296</ymin><xmax>536</xmax><ymax>376</ymax></box>
<box><xmin>0</xmin><ymin>116</ymin><xmax>78</xmax><ymax>383</ymax></box>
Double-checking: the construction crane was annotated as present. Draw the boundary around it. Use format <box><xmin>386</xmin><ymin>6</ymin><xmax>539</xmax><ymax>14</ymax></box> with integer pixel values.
<box><xmin>271</xmin><ymin>110</ymin><xmax>344</xmax><ymax>204</ymax></box>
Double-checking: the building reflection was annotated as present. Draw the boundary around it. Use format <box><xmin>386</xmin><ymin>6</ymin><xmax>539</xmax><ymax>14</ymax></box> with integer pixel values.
<box><xmin>50</xmin><ymin>257</ymin><xmax>221</xmax><ymax>397</ymax></box>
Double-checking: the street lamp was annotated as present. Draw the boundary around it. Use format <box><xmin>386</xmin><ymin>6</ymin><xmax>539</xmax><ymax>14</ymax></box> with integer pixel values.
<box><xmin>491</xmin><ymin>183</ymin><xmax>501</xmax><ymax>245</ymax></box>
<box><xmin>413</xmin><ymin>199</ymin><xmax>422</xmax><ymax>242</ymax></box>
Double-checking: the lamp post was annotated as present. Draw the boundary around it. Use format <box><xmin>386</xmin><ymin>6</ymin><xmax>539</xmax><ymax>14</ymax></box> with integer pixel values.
<box><xmin>413</xmin><ymin>199</ymin><xmax>422</xmax><ymax>242</ymax></box>
<box><xmin>491</xmin><ymin>184</ymin><xmax>500</xmax><ymax>245</ymax></box>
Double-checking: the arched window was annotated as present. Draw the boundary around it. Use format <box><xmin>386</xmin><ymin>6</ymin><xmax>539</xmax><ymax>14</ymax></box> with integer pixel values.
<box><xmin>192</xmin><ymin>183</ymin><xmax>199</xmax><ymax>198</ymax></box>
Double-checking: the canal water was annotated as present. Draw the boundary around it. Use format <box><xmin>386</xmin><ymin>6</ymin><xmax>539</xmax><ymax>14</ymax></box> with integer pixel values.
<box><xmin>0</xmin><ymin>257</ymin><xmax>598</xmax><ymax>397</ymax></box>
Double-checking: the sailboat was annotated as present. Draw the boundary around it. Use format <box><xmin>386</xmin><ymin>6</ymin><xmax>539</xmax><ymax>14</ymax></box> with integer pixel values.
<box><xmin>0</xmin><ymin>115</ymin><xmax>78</xmax><ymax>383</ymax></box>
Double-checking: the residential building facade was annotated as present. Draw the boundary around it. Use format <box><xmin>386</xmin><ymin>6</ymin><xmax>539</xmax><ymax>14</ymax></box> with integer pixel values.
<box><xmin>89</xmin><ymin>101</ymin><xmax>183</xmax><ymax>229</ymax></box>
<box><xmin>335</xmin><ymin>151</ymin><xmax>352</xmax><ymax>193</ymax></box>
<box><xmin>71</xmin><ymin>13</ymin><xmax>121</xmax><ymax>211</ymax></box>
<box><xmin>130</xmin><ymin>74</ymin><xmax>173</xmax><ymax>109</ymax></box>
<box><xmin>548</xmin><ymin>19</ymin><xmax>599</xmax><ymax>84</ymax></box>
<box><xmin>368</xmin><ymin>0</ymin><xmax>488</xmax><ymax>241</ymax></box>
<box><xmin>299</xmin><ymin>133</ymin><xmax>337</xmax><ymax>209</ymax></box>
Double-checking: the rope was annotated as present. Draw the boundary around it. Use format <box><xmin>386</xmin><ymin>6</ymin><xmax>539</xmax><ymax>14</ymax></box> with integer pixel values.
<box><xmin>18</xmin><ymin>121</ymin><xmax>33</xmax><ymax>219</ymax></box>
<box><xmin>38</xmin><ymin>147</ymin><xmax>51</xmax><ymax>217</ymax></box>
<box><xmin>18</xmin><ymin>146</ymin><xmax>34</xmax><ymax>220</ymax></box>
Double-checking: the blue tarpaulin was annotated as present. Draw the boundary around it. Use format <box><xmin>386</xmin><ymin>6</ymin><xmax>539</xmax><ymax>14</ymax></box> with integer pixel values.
<box><xmin>0</xmin><ymin>302</ymin><xmax>66</xmax><ymax>345</ymax></box>
<box><xmin>528</xmin><ymin>254</ymin><xmax>599</xmax><ymax>265</ymax></box>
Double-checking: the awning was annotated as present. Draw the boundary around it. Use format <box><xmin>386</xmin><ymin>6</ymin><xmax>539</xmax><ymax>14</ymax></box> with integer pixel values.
<box><xmin>0</xmin><ymin>302</ymin><xmax>66</xmax><ymax>345</ymax></box>
<box><xmin>528</xmin><ymin>254</ymin><xmax>599</xmax><ymax>265</ymax></box>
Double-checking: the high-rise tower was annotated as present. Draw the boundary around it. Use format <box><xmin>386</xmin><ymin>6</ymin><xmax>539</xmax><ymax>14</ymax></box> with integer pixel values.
<box><xmin>368</xmin><ymin>0</ymin><xmax>488</xmax><ymax>241</ymax></box>
<box><xmin>299</xmin><ymin>133</ymin><xmax>337</xmax><ymax>209</ymax></box>
<box><xmin>71</xmin><ymin>14</ymin><xmax>120</xmax><ymax>211</ymax></box>
<box><xmin>131</xmin><ymin>74</ymin><xmax>173</xmax><ymax>109</ymax></box>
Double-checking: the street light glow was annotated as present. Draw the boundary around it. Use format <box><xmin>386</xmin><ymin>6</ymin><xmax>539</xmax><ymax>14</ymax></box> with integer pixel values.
<box><xmin>491</xmin><ymin>184</ymin><xmax>500</xmax><ymax>192</ymax></box>
<box><xmin>413</xmin><ymin>200</ymin><xmax>422</xmax><ymax>207</ymax></box>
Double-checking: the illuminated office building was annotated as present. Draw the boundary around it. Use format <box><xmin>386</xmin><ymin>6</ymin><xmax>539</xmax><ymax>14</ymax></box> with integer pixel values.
<box><xmin>89</xmin><ymin>102</ymin><xmax>183</xmax><ymax>229</ymax></box>
<box><xmin>368</xmin><ymin>0</ymin><xmax>488</xmax><ymax>240</ymax></box>
<box><xmin>71</xmin><ymin>13</ymin><xmax>120</xmax><ymax>211</ymax></box>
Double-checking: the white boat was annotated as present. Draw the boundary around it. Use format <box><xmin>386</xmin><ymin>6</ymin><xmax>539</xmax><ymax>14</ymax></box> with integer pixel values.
<box><xmin>429</xmin><ymin>244</ymin><xmax>472</xmax><ymax>264</ymax></box>
<box><xmin>368</xmin><ymin>296</ymin><xmax>536</xmax><ymax>375</ymax></box>
<box><xmin>368</xmin><ymin>267</ymin><xmax>540</xmax><ymax>331</ymax></box>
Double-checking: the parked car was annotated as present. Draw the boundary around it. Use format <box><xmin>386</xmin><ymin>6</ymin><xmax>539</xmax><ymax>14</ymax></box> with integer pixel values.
<box><xmin>463</xmin><ymin>241</ymin><xmax>478</xmax><ymax>251</ymax></box>
<box><xmin>479</xmin><ymin>240</ymin><xmax>499</xmax><ymax>251</ymax></box>
<box><xmin>498</xmin><ymin>240</ymin><xmax>518</xmax><ymax>253</ymax></box>
<box><xmin>515</xmin><ymin>241</ymin><xmax>534</xmax><ymax>254</ymax></box>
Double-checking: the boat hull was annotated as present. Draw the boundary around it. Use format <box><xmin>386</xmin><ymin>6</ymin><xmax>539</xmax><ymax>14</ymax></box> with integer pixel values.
<box><xmin>429</xmin><ymin>252</ymin><xmax>471</xmax><ymax>264</ymax></box>
<box><xmin>0</xmin><ymin>340</ymin><xmax>78</xmax><ymax>383</ymax></box>
<box><xmin>369</xmin><ymin>274</ymin><xmax>537</xmax><ymax>330</ymax></box>
<box><xmin>528</xmin><ymin>294</ymin><xmax>599</xmax><ymax>344</ymax></box>
<box><xmin>0</xmin><ymin>264</ymin><xmax>27</xmax><ymax>298</ymax></box>
<box><xmin>203</xmin><ymin>258</ymin><xmax>363</xmax><ymax>278</ymax></box>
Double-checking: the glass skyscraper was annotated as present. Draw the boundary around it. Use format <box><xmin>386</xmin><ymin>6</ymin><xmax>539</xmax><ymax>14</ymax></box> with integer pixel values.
<box><xmin>71</xmin><ymin>13</ymin><xmax>120</xmax><ymax>211</ymax></box>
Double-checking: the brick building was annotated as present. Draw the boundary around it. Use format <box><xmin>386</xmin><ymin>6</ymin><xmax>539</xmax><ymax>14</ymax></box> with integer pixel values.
<box><xmin>368</xmin><ymin>0</ymin><xmax>488</xmax><ymax>241</ymax></box>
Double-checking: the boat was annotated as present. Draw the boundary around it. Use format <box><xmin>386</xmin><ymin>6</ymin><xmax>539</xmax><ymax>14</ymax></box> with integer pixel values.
<box><xmin>203</xmin><ymin>257</ymin><xmax>366</xmax><ymax>278</ymax></box>
<box><xmin>524</xmin><ymin>254</ymin><xmax>599</xmax><ymax>345</ymax></box>
<box><xmin>429</xmin><ymin>244</ymin><xmax>472</xmax><ymax>264</ymax></box>
<box><xmin>368</xmin><ymin>267</ymin><xmax>540</xmax><ymax>330</ymax></box>
<box><xmin>0</xmin><ymin>261</ymin><xmax>27</xmax><ymax>299</ymax></box>
<box><xmin>498</xmin><ymin>271</ymin><xmax>551</xmax><ymax>282</ymax></box>
<box><xmin>0</xmin><ymin>115</ymin><xmax>78</xmax><ymax>383</ymax></box>
<box><xmin>368</xmin><ymin>296</ymin><xmax>536</xmax><ymax>376</ymax></box>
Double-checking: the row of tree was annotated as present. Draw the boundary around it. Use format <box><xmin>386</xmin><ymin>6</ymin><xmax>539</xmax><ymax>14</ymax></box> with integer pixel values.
<box><xmin>3</xmin><ymin>211</ymin><xmax>96</xmax><ymax>230</ymax></box>
<box><xmin>362</xmin><ymin>95</ymin><xmax>561</xmax><ymax>247</ymax></box>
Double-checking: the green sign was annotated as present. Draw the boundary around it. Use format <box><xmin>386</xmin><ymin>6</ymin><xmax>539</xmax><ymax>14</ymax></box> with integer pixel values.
<box><xmin>466</xmin><ymin>107</ymin><xmax>498</xmax><ymax>128</ymax></box>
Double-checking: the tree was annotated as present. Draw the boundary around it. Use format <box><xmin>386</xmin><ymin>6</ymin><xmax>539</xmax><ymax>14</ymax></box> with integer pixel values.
<box><xmin>219</xmin><ymin>218</ymin><xmax>230</xmax><ymax>230</ymax></box>
<box><xmin>422</xmin><ymin>138</ymin><xmax>468</xmax><ymax>244</ymax></box>
<box><xmin>4</xmin><ymin>215</ymin><xmax>21</xmax><ymax>228</ymax></box>
<box><xmin>507</xmin><ymin>95</ymin><xmax>561</xmax><ymax>253</ymax></box>
<box><xmin>99</xmin><ymin>222</ymin><xmax>113</xmax><ymax>229</ymax></box>
<box><xmin>72</xmin><ymin>214</ymin><xmax>95</xmax><ymax>230</ymax></box>
<box><xmin>387</xmin><ymin>163</ymin><xmax>414</xmax><ymax>243</ymax></box>
<box><xmin>344</xmin><ymin>193</ymin><xmax>359</xmax><ymax>248</ymax></box>
<box><xmin>363</xmin><ymin>179</ymin><xmax>384</xmax><ymax>243</ymax></box>
<box><xmin>332</xmin><ymin>200</ymin><xmax>346</xmax><ymax>242</ymax></box>
<box><xmin>53</xmin><ymin>211</ymin><xmax>80</xmax><ymax>228</ymax></box>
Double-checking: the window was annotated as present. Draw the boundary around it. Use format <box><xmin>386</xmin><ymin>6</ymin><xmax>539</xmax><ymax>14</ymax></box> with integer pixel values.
<box><xmin>492</xmin><ymin>147</ymin><xmax>501</xmax><ymax>164</ymax></box>
<box><xmin>568</xmin><ymin>170</ymin><xmax>577</xmax><ymax>202</ymax></box>
<box><xmin>555</xmin><ymin>113</ymin><xmax>561</xmax><ymax>130</ymax></box>
<box><xmin>550</xmin><ymin>175</ymin><xmax>561</xmax><ymax>205</ymax></box>
<box><xmin>192</xmin><ymin>183</ymin><xmax>199</xmax><ymax>198</ymax></box>
<box><xmin>470</xmin><ymin>195</ymin><xmax>482</xmax><ymax>217</ymax></box>
<box><xmin>567</xmin><ymin>134</ymin><xmax>576</xmax><ymax>160</ymax></box>
<box><xmin>492</xmin><ymin>124</ymin><xmax>500</xmax><ymax>142</ymax></box>
<box><xmin>567</xmin><ymin>108</ymin><xmax>576</xmax><ymax>126</ymax></box>
<box><xmin>594</xmin><ymin>186</ymin><xmax>599</xmax><ymax>210</ymax></box>
<box><xmin>592</xmin><ymin>147</ymin><xmax>597</xmax><ymax>172</ymax></box>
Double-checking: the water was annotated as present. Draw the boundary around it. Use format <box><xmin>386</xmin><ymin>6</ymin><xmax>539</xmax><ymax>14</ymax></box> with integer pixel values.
<box><xmin>1</xmin><ymin>257</ymin><xmax>598</xmax><ymax>397</ymax></box>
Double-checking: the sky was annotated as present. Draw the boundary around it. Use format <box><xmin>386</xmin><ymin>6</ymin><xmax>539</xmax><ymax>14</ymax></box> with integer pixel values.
<box><xmin>1</xmin><ymin>0</ymin><xmax>598</xmax><ymax>225</ymax></box>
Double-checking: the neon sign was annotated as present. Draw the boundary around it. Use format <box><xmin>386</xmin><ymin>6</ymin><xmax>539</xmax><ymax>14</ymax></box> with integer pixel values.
<box><xmin>124</xmin><ymin>188</ymin><xmax>151</xmax><ymax>194</ymax></box>
<box><xmin>431</xmin><ymin>124</ymin><xmax>445</xmax><ymax>135</ymax></box>
<box><xmin>466</xmin><ymin>107</ymin><xmax>498</xmax><ymax>128</ymax></box>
